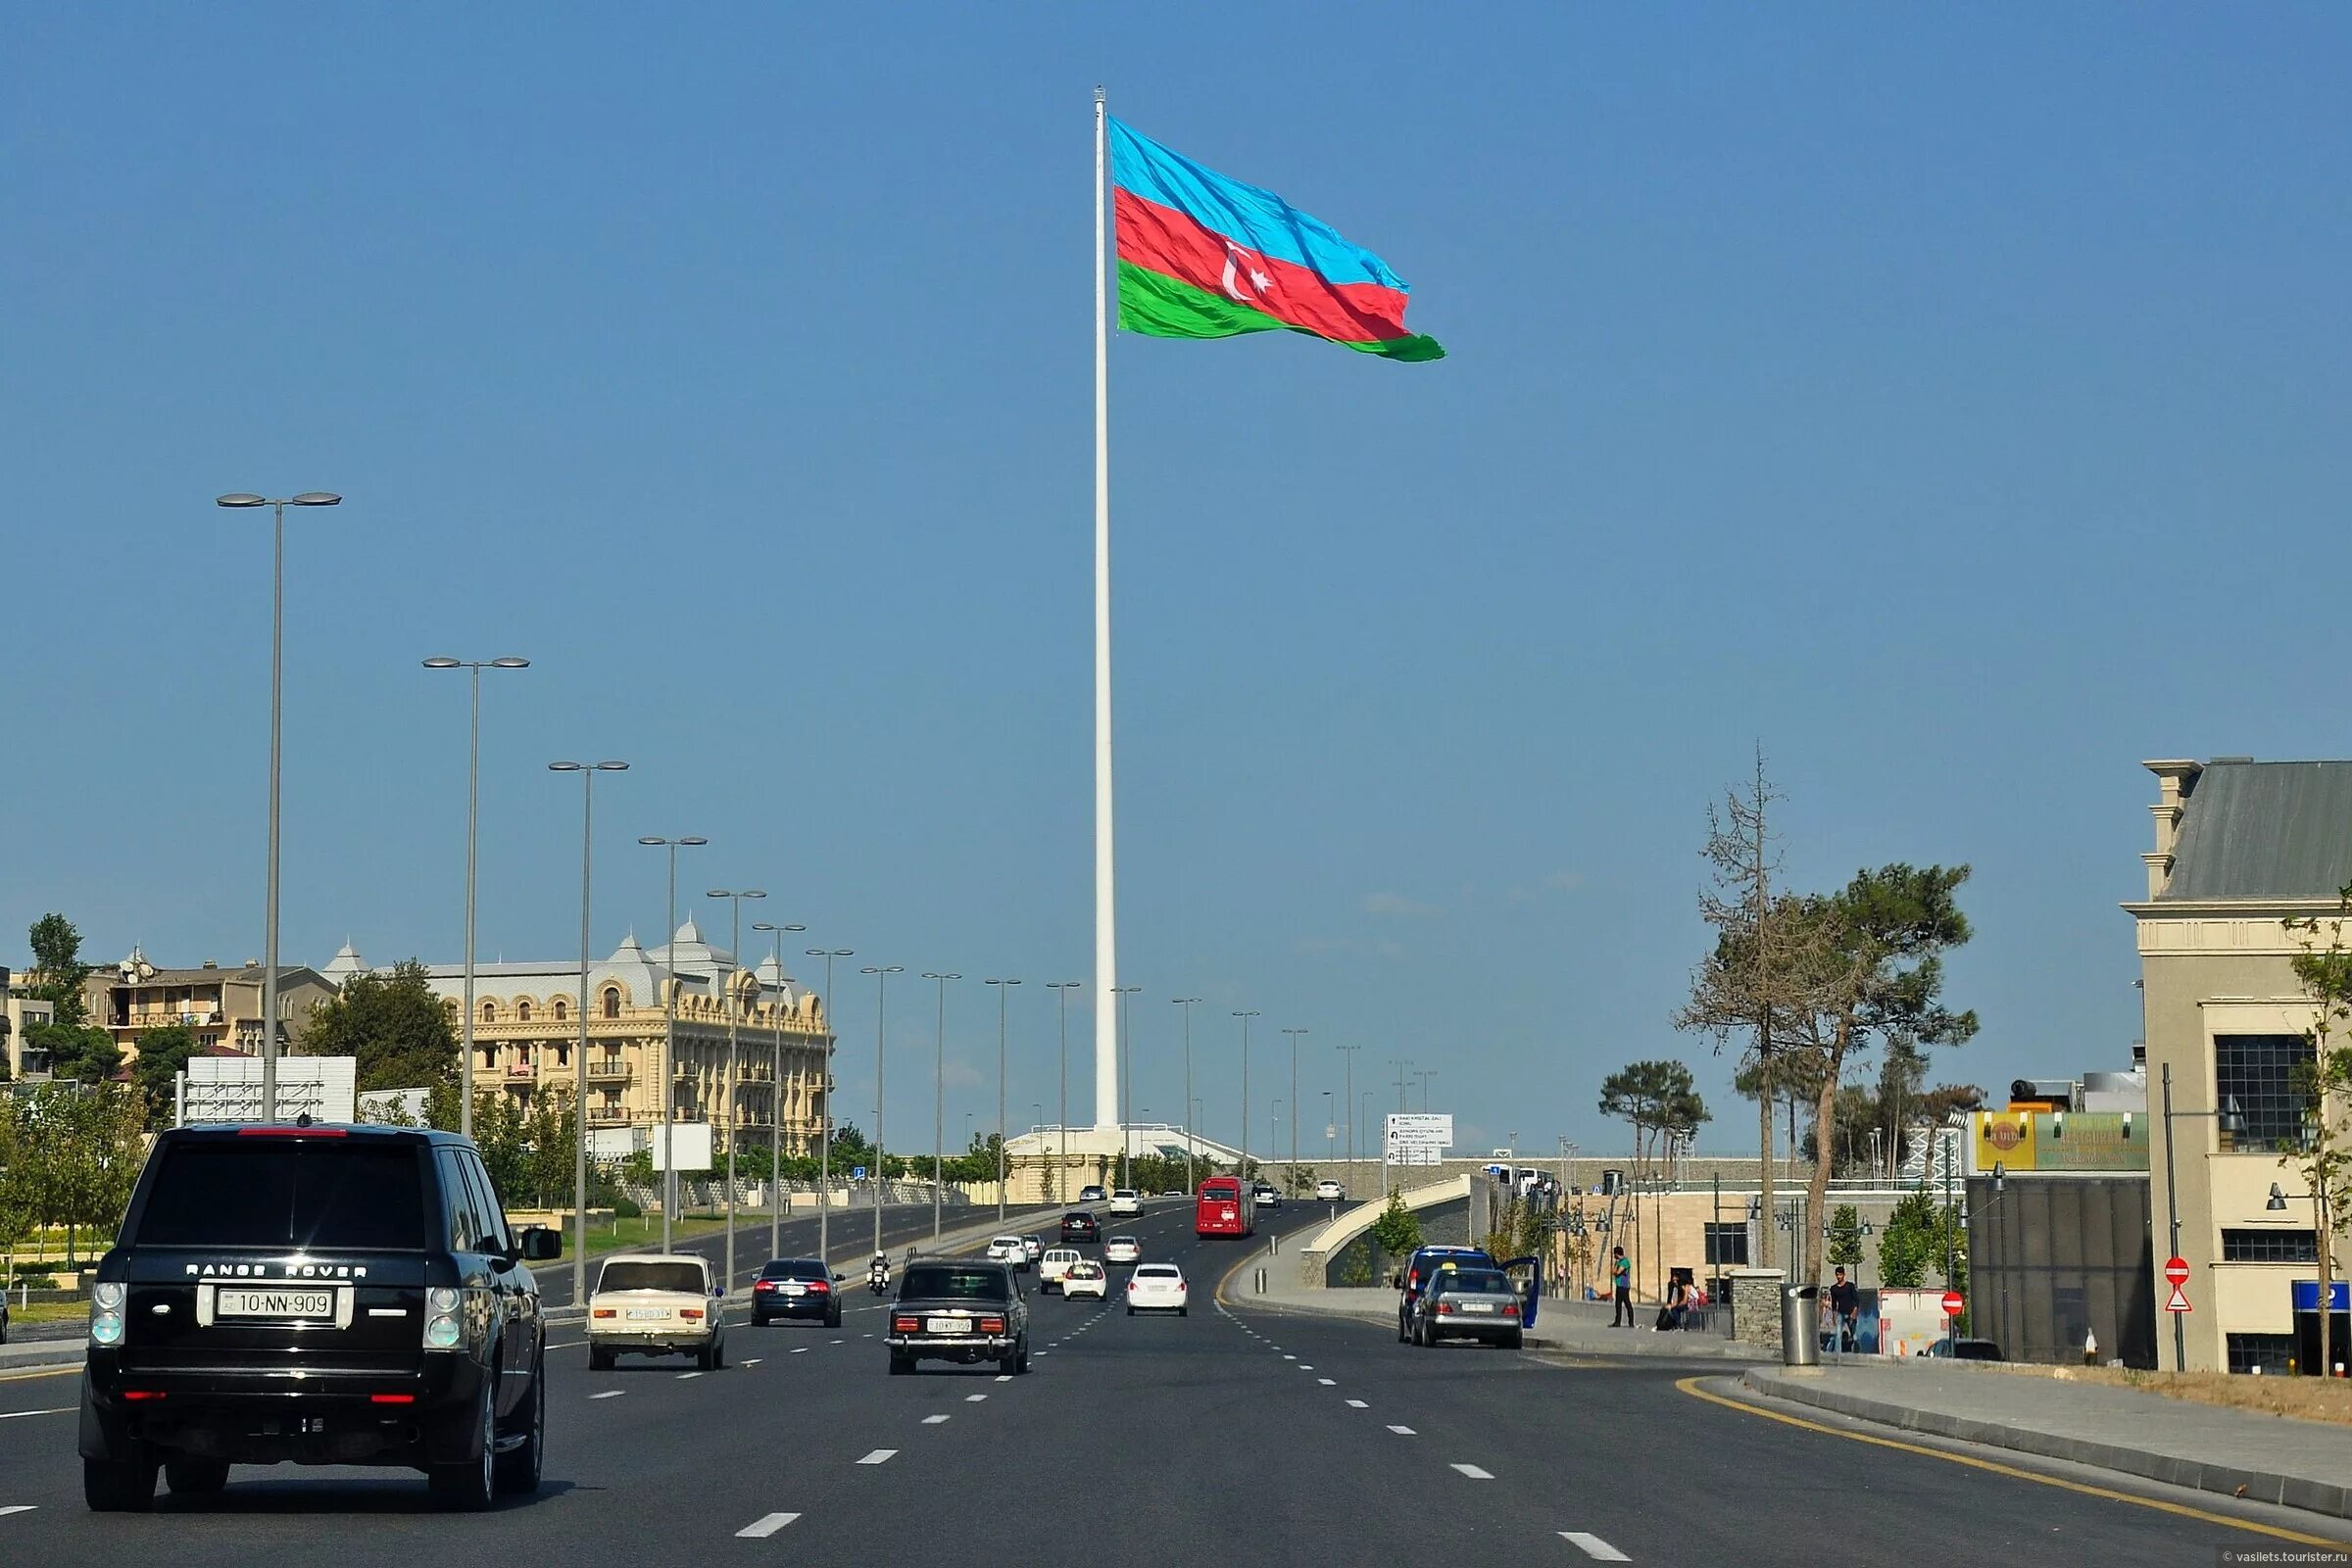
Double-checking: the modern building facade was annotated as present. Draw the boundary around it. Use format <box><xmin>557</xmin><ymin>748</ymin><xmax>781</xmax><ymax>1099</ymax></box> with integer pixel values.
<box><xmin>2128</xmin><ymin>757</ymin><xmax>2352</xmax><ymax>1373</ymax></box>
<box><xmin>345</xmin><ymin>922</ymin><xmax>834</xmax><ymax>1157</ymax></box>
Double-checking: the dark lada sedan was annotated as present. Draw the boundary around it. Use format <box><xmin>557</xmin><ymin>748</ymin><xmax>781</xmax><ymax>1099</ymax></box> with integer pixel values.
<box><xmin>885</xmin><ymin>1260</ymin><xmax>1029</xmax><ymax>1376</ymax></box>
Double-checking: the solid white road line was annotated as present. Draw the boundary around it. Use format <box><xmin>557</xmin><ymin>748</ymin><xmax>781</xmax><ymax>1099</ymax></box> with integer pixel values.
<box><xmin>736</xmin><ymin>1512</ymin><xmax>801</xmax><ymax>1538</ymax></box>
<box><xmin>0</xmin><ymin>1505</ymin><xmax>35</xmax><ymax>1519</ymax></box>
<box><xmin>588</xmin><ymin>1391</ymin><xmax>624</xmax><ymax>1400</ymax></box>
<box><xmin>1346</xmin><ymin>1399</ymin><xmax>1368</xmax><ymax>1408</ymax></box>
<box><xmin>0</xmin><ymin>1409</ymin><xmax>72</xmax><ymax>1421</ymax></box>
<box><xmin>857</xmin><ymin>1448</ymin><xmax>898</xmax><ymax>1465</ymax></box>
<box><xmin>923</xmin><ymin>1414</ymin><xmax>951</xmax><ymax>1424</ymax></box>
<box><xmin>1387</xmin><ymin>1425</ymin><xmax>1416</xmax><ymax>1436</ymax></box>
<box><xmin>1451</xmin><ymin>1463</ymin><xmax>1494</xmax><ymax>1480</ymax></box>
<box><xmin>1560</xmin><ymin>1533</ymin><xmax>1630</xmax><ymax>1561</ymax></box>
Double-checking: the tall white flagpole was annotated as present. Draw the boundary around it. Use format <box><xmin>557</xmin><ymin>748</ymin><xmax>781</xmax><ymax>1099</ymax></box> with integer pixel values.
<box><xmin>1093</xmin><ymin>85</ymin><xmax>1121</xmax><ymax>1132</ymax></box>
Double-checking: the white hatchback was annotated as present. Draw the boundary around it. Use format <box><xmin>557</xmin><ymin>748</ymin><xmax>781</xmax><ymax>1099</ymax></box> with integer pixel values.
<box><xmin>1315</xmin><ymin>1179</ymin><xmax>1346</xmax><ymax>1201</ymax></box>
<box><xmin>1103</xmin><ymin>1236</ymin><xmax>1142</xmax><ymax>1264</ymax></box>
<box><xmin>1061</xmin><ymin>1260</ymin><xmax>1109</xmax><ymax>1301</ymax></box>
<box><xmin>1126</xmin><ymin>1263</ymin><xmax>1189</xmax><ymax>1315</ymax></box>
<box><xmin>1108</xmin><ymin>1189</ymin><xmax>1143</xmax><ymax>1216</ymax></box>
<box><xmin>985</xmin><ymin>1236</ymin><xmax>1028</xmax><ymax>1269</ymax></box>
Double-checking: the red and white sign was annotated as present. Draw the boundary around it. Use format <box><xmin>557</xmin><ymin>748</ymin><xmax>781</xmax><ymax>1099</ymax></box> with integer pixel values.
<box><xmin>2165</xmin><ymin>1284</ymin><xmax>2192</xmax><ymax>1314</ymax></box>
<box><xmin>1941</xmin><ymin>1290</ymin><xmax>1965</xmax><ymax>1317</ymax></box>
<box><xmin>2164</xmin><ymin>1255</ymin><xmax>2190</xmax><ymax>1288</ymax></box>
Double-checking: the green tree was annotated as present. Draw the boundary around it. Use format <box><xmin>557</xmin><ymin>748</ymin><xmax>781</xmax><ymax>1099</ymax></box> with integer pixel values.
<box><xmin>1827</xmin><ymin>1202</ymin><xmax>1862</xmax><ymax>1268</ymax></box>
<box><xmin>25</xmin><ymin>1021</ymin><xmax>121</xmax><ymax>1085</ymax></box>
<box><xmin>2283</xmin><ymin>883</ymin><xmax>2352</xmax><ymax>1381</ymax></box>
<box><xmin>1484</xmin><ymin>1195</ymin><xmax>1551</xmax><ymax>1264</ymax></box>
<box><xmin>129</xmin><ymin>1022</ymin><xmax>201</xmax><ymax>1129</ymax></box>
<box><xmin>0</xmin><ymin>1095</ymin><xmax>35</xmax><ymax>1278</ymax></box>
<box><xmin>1877</xmin><ymin>1189</ymin><xmax>1939</xmax><ymax>1288</ymax></box>
<box><xmin>301</xmin><ymin>961</ymin><xmax>459</xmax><ymax>1092</ymax></box>
<box><xmin>1596</xmin><ymin>1058</ymin><xmax>1710</xmax><ymax>1181</ymax></box>
<box><xmin>27</xmin><ymin>912</ymin><xmax>94</xmax><ymax>1028</ymax></box>
<box><xmin>1369</xmin><ymin>1187</ymin><xmax>1423</xmax><ymax>1276</ymax></box>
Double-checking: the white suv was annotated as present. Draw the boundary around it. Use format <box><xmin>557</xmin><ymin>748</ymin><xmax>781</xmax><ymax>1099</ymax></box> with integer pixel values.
<box><xmin>985</xmin><ymin>1236</ymin><xmax>1028</xmax><ymax>1270</ymax></box>
<box><xmin>1108</xmin><ymin>1189</ymin><xmax>1142</xmax><ymax>1216</ymax></box>
<box><xmin>1038</xmin><ymin>1247</ymin><xmax>1083</xmax><ymax>1293</ymax></box>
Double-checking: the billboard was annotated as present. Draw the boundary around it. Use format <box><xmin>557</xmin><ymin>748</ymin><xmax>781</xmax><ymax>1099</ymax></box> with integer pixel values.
<box><xmin>183</xmin><ymin>1055</ymin><xmax>355</xmax><ymax>1125</ymax></box>
<box><xmin>1971</xmin><ymin>1110</ymin><xmax>2146</xmax><ymax>1174</ymax></box>
<box><xmin>649</xmin><ymin>1121</ymin><xmax>714</xmax><ymax>1173</ymax></box>
<box><xmin>1385</xmin><ymin>1112</ymin><xmax>1452</xmax><ymax>1166</ymax></box>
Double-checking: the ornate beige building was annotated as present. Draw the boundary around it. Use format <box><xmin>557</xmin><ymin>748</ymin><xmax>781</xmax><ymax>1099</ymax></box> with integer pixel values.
<box><xmin>334</xmin><ymin>921</ymin><xmax>833</xmax><ymax>1156</ymax></box>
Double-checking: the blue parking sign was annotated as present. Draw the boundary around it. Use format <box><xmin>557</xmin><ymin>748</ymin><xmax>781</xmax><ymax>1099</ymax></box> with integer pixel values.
<box><xmin>853</xmin><ymin>1165</ymin><xmax>867</xmax><ymax>1181</ymax></box>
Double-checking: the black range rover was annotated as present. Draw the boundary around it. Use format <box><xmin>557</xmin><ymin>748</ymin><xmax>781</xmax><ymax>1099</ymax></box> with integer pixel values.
<box><xmin>80</xmin><ymin>1120</ymin><xmax>561</xmax><ymax>1512</ymax></box>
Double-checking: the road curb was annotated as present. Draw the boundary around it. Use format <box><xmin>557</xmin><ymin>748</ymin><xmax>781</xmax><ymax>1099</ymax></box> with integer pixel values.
<box><xmin>1740</xmin><ymin>1368</ymin><xmax>2352</xmax><ymax>1522</ymax></box>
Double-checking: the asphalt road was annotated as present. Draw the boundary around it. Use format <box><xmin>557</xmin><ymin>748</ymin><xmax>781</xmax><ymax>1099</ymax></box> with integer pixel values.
<box><xmin>3</xmin><ymin>1200</ymin><xmax>2347</xmax><ymax>1564</ymax></box>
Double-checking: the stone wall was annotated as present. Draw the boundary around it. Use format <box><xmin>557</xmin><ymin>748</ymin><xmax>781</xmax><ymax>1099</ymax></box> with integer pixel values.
<box><xmin>1730</xmin><ymin>1268</ymin><xmax>1787</xmax><ymax>1355</ymax></box>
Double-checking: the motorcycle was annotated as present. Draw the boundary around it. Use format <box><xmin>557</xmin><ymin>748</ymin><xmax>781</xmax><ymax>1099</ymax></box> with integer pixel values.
<box><xmin>868</xmin><ymin>1268</ymin><xmax>889</xmax><ymax>1296</ymax></box>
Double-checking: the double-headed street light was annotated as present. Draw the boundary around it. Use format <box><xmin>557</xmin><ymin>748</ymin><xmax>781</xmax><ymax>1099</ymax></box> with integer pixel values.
<box><xmin>1283</xmin><ymin>1028</ymin><xmax>1309</xmax><ymax>1187</ymax></box>
<box><xmin>985</xmin><ymin>980</ymin><xmax>1022</xmax><ymax>1222</ymax></box>
<box><xmin>752</xmin><ymin>921</ymin><xmax>807</xmax><ymax>1262</ymax></box>
<box><xmin>548</xmin><ymin>760</ymin><xmax>627</xmax><ymax>1306</ymax></box>
<box><xmin>1233</xmin><ymin>1012</ymin><xmax>1259</xmax><ymax>1181</ymax></box>
<box><xmin>638</xmin><ymin>835</ymin><xmax>707</xmax><ymax>1254</ymax></box>
<box><xmin>708</xmin><ymin>888</ymin><xmax>766</xmax><ymax>1297</ymax></box>
<box><xmin>217</xmin><ymin>489</ymin><xmax>340</xmax><ymax>1121</ymax></box>
<box><xmin>1336</xmin><ymin>1044</ymin><xmax>1362</xmax><ymax>1181</ymax></box>
<box><xmin>923</xmin><ymin>973</ymin><xmax>962</xmax><ymax>1242</ymax></box>
<box><xmin>1171</xmin><ymin>999</ymin><xmax>1200</xmax><ymax>1194</ymax></box>
<box><xmin>427</xmin><ymin>657</ymin><xmax>530</xmax><ymax>1137</ymax></box>
<box><xmin>860</xmin><ymin>965</ymin><xmax>904</xmax><ymax>1254</ymax></box>
<box><xmin>806</xmin><ymin>948</ymin><xmax>854</xmax><ymax>1264</ymax></box>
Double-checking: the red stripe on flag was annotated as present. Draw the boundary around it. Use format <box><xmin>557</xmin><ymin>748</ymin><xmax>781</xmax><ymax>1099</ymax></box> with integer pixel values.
<box><xmin>1114</xmin><ymin>188</ymin><xmax>1410</xmax><ymax>345</ymax></box>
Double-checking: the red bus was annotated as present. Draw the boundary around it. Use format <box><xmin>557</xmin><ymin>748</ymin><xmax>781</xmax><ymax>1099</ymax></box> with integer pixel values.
<box><xmin>1195</xmin><ymin>1176</ymin><xmax>1255</xmax><ymax>1240</ymax></box>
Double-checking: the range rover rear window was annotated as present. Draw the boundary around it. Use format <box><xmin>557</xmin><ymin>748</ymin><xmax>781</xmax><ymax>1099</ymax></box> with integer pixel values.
<box><xmin>136</xmin><ymin>1142</ymin><xmax>428</xmax><ymax>1250</ymax></box>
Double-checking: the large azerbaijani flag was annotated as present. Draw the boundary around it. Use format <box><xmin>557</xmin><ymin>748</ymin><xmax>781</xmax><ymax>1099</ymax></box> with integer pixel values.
<box><xmin>1110</xmin><ymin>119</ymin><xmax>1444</xmax><ymax>364</ymax></box>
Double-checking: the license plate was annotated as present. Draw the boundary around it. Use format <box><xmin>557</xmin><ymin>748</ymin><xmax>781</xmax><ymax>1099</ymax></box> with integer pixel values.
<box><xmin>1462</xmin><ymin>1302</ymin><xmax>1494</xmax><ymax>1314</ymax></box>
<box><xmin>781</xmin><ymin>1284</ymin><xmax>805</xmax><ymax>1296</ymax></box>
<box><xmin>925</xmin><ymin>1316</ymin><xmax>967</xmax><ymax>1335</ymax></box>
<box><xmin>625</xmin><ymin>1307</ymin><xmax>667</xmax><ymax>1321</ymax></box>
<box><xmin>217</xmin><ymin>1288</ymin><xmax>336</xmax><ymax>1319</ymax></box>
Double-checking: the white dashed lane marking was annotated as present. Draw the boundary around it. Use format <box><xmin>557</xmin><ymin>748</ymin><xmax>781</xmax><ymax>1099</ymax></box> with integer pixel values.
<box><xmin>0</xmin><ymin>1409</ymin><xmax>72</xmax><ymax>1421</ymax></box>
<box><xmin>1346</xmin><ymin>1399</ymin><xmax>1368</xmax><ymax>1408</ymax></box>
<box><xmin>923</xmin><ymin>1414</ymin><xmax>951</xmax><ymax>1424</ymax></box>
<box><xmin>1387</xmin><ymin>1425</ymin><xmax>1416</xmax><ymax>1436</ymax></box>
<box><xmin>741</xmin><ymin>1358</ymin><xmax>761</xmax><ymax>1366</ymax></box>
<box><xmin>588</xmin><ymin>1391</ymin><xmax>624</xmax><ymax>1400</ymax></box>
<box><xmin>0</xmin><ymin>1505</ymin><xmax>35</xmax><ymax>1519</ymax></box>
<box><xmin>857</xmin><ymin>1448</ymin><xmax>898</xmax><ymax>1465</ymax></box>
<box><xmin>995</xmin><ymin>1374</ymin><xmax>1013</xmax><ymax>1383</ymax></box>
<box><xmin>1451</xmin><ymin>1463</ymin><xmax>1494</xmax><ymax>1480</ymax></box>
<box><xmin>1560</xmin><ymin>1534</ymin><xmax>1630</xmax><ymax>1561</ymax></box>
<box><xmin>793</xmin><ymin>1347</ymin><xmax>809</xmax><ymax>1354</ymax></box>
<box><xmin>1318</xmin><ymin>1378</ymin><xmax>1336</xmax><ymax>1386</ymax></box>
<box><xmin>965</xmin><ymin>1394</ymin><xmax>988</xmax><ymax>1402</ymax></box>
<box><xmin>676</xmin><ymin>1372</ymin><xmax>703</xmax><ymax>1381</ymax></box>
<box><xmin>737</xmin><ymin>1512</ymin><xmax>800</xmax><ymax>1538</ymax></box>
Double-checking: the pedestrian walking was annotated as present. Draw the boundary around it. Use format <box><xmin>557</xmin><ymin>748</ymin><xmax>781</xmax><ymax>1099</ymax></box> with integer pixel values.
<box><xmin>1609</xmin><ymin>1246</ymin><xmax>1633</xmax><ymax>1327</ymax></box>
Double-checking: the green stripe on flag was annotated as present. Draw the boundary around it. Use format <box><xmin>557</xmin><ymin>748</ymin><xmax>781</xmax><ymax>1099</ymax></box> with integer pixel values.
<box><xmin>1115</xmin><ymin>261</ymin><xmax>1444</xmax><ymax>362</ymax></box>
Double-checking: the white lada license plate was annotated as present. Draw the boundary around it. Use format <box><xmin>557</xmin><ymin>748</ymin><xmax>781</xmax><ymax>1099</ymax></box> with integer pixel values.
<box><xmin>925</xmin><ymin>1316</ymin><xmax>968</xmax><ymax>1335</ymax></box>
<box><xmin>625</xmin><ymin>1307</ymin><xmax>668</xmax><ymax>1320</ymax></box>
<box><xmin>216</xmin><ymin>1288</ymin><xmax>336</xmax><ymax>1319</ymax></box>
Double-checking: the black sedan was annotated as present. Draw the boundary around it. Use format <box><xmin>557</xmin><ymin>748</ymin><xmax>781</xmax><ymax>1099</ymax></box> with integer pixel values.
<box><xmin>753</xmin><ymin>1257</ymin><xmax>845</xmax><ymax>1327</ymax></box>
<box><xmin>1059</xmin><ymin>1210</ymin><xmax>1102</xmax><ymax>1242</ymax></box>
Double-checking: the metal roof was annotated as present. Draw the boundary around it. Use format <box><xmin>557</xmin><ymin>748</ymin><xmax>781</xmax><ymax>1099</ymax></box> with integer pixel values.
<box><xmin>2161</xmin><ymin>760</ymin><xmax>2352</xmax><ymax>901</ymax></box>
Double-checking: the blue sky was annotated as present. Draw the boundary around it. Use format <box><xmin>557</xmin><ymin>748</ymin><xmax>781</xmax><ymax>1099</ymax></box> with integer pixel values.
<box><xmin>6</xmin><ymin>6</ymin><xmax>2349</xmax><ymax>1160</ymax></box>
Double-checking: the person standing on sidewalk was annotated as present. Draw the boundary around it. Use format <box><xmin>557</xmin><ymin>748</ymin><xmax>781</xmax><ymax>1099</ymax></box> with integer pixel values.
<box><xmin>1829</xmin><ymin>1266</ymin><xmax>1859</xmax><ymax>1352</ymax></box>
<box><xmin>1609</xmin><ymin>1246</ymin><xmax>1633</xmax><ymax>1326</ymax></box>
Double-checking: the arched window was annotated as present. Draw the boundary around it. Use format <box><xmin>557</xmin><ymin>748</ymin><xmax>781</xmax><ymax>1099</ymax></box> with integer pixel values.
<box><xmin>516</xmin><ymin>1001</ymin><xmax>531</xmax><ymax>1023</ymax></box>
<box><xmin>603</xmin><ymin>988</ymin><xmax>621</xmax><ymax>1019</ymax></box>
<box><xmin>552</xmin><ymin>998</ymin><xmax>568</xmax><ymax>1022</ymax></box>
<box><xmin>479</xmin><ymin>1001</ymin><xmax>496</xmax><ymax>1024</ymax></box>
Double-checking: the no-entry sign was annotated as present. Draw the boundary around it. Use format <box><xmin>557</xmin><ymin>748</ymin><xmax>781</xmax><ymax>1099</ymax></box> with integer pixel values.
<box><xmin>2165</xmin><ymin>1255</ymin><xmax>2190</xmax><ymax>1287</ymax></box>
<box><xmin>1941</xmin><ymin>1290</ymin><xmax>1964</xmax><ymax>1317</ymax></box>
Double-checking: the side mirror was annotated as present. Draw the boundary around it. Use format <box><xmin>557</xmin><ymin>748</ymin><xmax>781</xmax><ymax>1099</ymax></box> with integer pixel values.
<box><xmin>517</xmin><ymin>1227</ymin><xmax>562</xmax><ymax>1262</ymax></box>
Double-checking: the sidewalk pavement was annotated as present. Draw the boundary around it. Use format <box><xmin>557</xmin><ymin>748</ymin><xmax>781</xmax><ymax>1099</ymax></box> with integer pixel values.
<box><xmin>1215</xmin><ymin>1241</ymin><xmax>1768</xmax><ymax>1361</ymax></box>
<box><xmin>1742</xmin><ymin>1360</ymin><xmax>2352</xmax><ymax>1522</ymax></box>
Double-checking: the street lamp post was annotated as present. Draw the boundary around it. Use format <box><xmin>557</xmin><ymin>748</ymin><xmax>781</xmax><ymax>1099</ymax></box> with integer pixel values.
<box><xmin>922</xmin><ymin>973</ymin><xmax>962</xmax><ymax>1243</ymax></box>
<box><xmin>708</xmin><ymin>888</ymin><xmax>766</xmax><ymax>1297</ymax></box>
<box><xmin>860</xmin><ymin>965</ymin><xmax>904</xmax><ymax>1255</ymax></box>
<box><xmin>752</xmin><ymin>920</ymin><xmax>807</xmax><ymax>1263</ymax></box>
<box><xmin>806</xmin><ymin>948</ymin><xmax>853</xmax><ymax>1266</ymax></box>
<box><xmin>1415</xmin><ymin>1068</ymin><xmax>1437</xmax><ymax>1112</ymax></box>
<box><xmin>1322</xmin><ymin>1090</ymin><xmax>1334</xmax><ymax>1163</ymax></box>
<box><xmin>637</xmin><ymin>835</ymin><xmax>708</xmax><ymax>1254</ymax></box>
<box><xmin>1112</xmin><ymin>986</ymin><xmax>1141</xmax><ymax>1188</ymax></box>
<box><xmin>2161</xmin><ymin>1063</ymin><xmax>2245</xmax><ymax>1370</ymax></box>
<box><xmin>1283</xmin><ymin>1028</ymin><xmax>1308</xmax><ymax>1191</ymax></box>
<box><xmin>985</xmin><ymin>980</ymin><xmax>1021</xmax><ymax>1223</ymax></box>
<box><xmin>424</xmin><ymin>656</ymin><xmax>530</xmax><ymax>1136</ymax></box>
<box><xmin>217</xmin><ymin>489</ymin><xmax>340</xmax><ymax>1121</ymax></box>
<box><xmin>548</xmin><ymin>760</ymin><xmax>627</xmax><ymax>1306</ymax></box>
<box><xmin>1336</xmin><ymin>1044</ymin><xmax>1361</xmax><ymax>1188</ymax></box>
<box><xmin>1233</xmin><ymin>1012</ymin><xmax>1259</xmax><ymax>1181</ymax></box>
<box><xmin>1367</xmin><ymin>1089</ymin><xmax>1384</xmax><ymax>1198</ymax></box>
<box><xmin>1048</xmin><ymin>983</ymin><xmax>1082</xmax><ymax>1201</ymax></box>
<box><xmin>1171</xmin><ymin>999</ymin><xmax>1200</xmax><ymax>1194</ymax></box>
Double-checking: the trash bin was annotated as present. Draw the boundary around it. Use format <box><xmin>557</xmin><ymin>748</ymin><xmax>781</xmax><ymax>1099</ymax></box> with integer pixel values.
<box><xmin>1782</xmin><ymin>1284</ymin><xmax>1821</xmax><ymax>1367</ymax></box>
